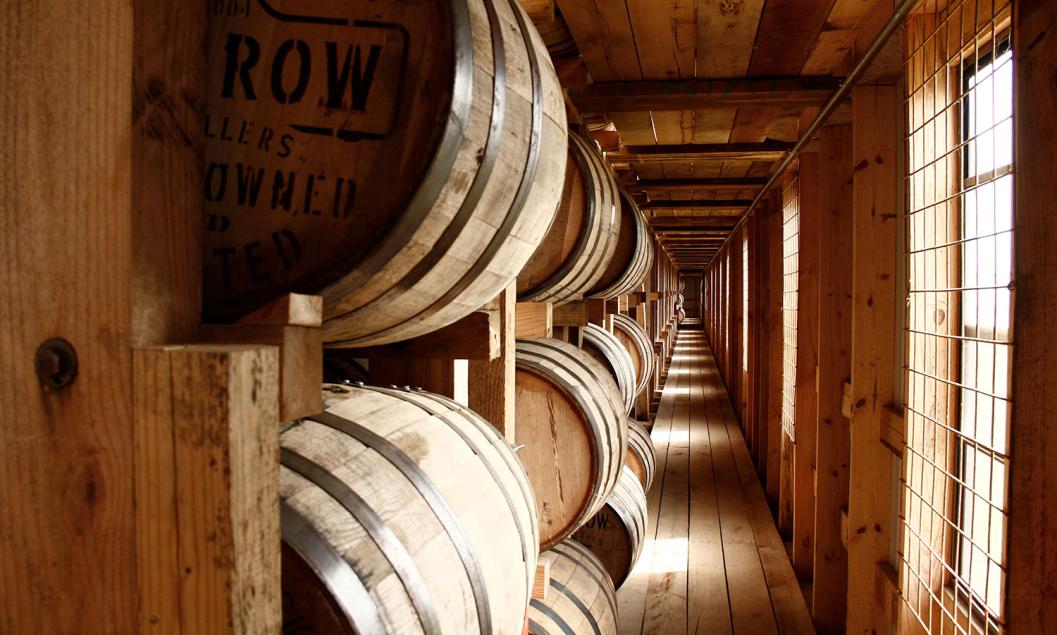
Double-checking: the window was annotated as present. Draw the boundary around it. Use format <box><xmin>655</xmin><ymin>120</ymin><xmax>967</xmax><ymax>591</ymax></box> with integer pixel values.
<box><xmin>780</xmin><ymin>166</ymin><xmax>800</xmax><ymax>440</ymax></box>
<box><xmin>900</xmin><ymin>3</ymin><xmax>1013</xmax><ymax>633</ymax></box>
<box><xmin>954</xmin><ymin>37</ymin><xmax>1012</xmax><ymax>622</ymax></box>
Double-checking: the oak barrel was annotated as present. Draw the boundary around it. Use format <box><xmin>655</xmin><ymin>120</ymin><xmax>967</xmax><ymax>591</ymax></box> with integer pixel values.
<box><xmin>572</xmin><ymin>466</ymin><xmax>648</xmax><ymax>588</ymax></box>
<box><xmin>515</xmin><ymin>338</ymin><xmax>627</xmax><ymax>549</ymax></box>
<box><xmin>528</xmin><ymin>540</ymin><xmax>618</xmax><ymax>635</ymax></box>
<box><xmin>625</xmin><ymin>417</ymin><xmax>656</xmax><ymax>492</ymax></box>
<box><xmin>586</xmin><ymin>191</ymin><xmax>654</xmax><ymax>299</ymax></box>
<box><xmin>204</xmin><ymin>0</ymin><xmax>567</xmax><ymax>347</ymax></box>
<box><xmin>516</xmin><ymin>132</ymin><xmax>620</xmax><ymax>304</ymax></box>
<box><xmin>612</xmin><ymin>314</ymin><xmax>655</xmax><ymax>399</ymax></box>
<box><xmin>581</xmin><ymin>323</ymin><xmax>637</xmax><ymax>415</ymax></box>
<box><xmin>280</xmin><ymin>384</ymin><xmax>539</xmax><ymax>634</ymax></box>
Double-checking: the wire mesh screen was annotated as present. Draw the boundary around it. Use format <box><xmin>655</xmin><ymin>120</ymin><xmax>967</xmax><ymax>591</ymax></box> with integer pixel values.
<box><xmin>899</xmin><ymin>1</ymin><xmax>1012</xmax><ymax>633</ymax></box>
<box><xmin>781</xmin><ymin>165</ymin><xmax>800</xmax><ymax>441</ymax></box>
<box><xmin>743</xmin><ymin>230</ymin><xmax>750</xmax><ymax>372</ymax></box>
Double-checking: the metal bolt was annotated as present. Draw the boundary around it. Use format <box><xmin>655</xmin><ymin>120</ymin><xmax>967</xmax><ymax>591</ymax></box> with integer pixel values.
<box><xmin>35</xmin><ymin>338</ymin><xmax>78</xmax><ymax>390</ymax></box>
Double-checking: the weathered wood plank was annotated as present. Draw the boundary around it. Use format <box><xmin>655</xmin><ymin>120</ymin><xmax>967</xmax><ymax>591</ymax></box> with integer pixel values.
<box><xmin>0</xmin><ymin>3</ymin><xmax>136</xmax><ymax>631</ymax></box>
<box><xmin>811</xmin><ymin>124</ymin><xmax>853</xmax><ymax>633</ymax></box>
<box><xmin>554</xmin><ymin>0</ymin><xmax>640</xmax><ymax>81</ymax></box>
<box><xmin>641</xmin><ymin>341</ymin><xmax>691</xmax><ymax>635</ymax></box>
<box><xmin>687</xmin><ymin>334</ymin><xmax>734</xmax><ymax>634</ymax></box>
<box><xmin>703</xmin><ymin>346</ymin><xmax>777</xmax><ymax>634</ymax></box>
<box><xmin>695</xmin><ymin>0</ymin><xmax>766</xmax><ymax>78</ymax></box>
<box><xmin>846</xmin><ymin>85</ymin><xmax>900</xmax><ymax>633</ymax></box>
<box><xmin>470</xmin><ymin>285</ymin><xmax>517</xmax><ymax>441</ymax></box>
<box><xmin>134</xmin><ymin>345</ymin><xmax>281</xmax><ymax>634</ymax></box>
<box><xmin>1008</xmin><ymin>3</ymin><xmax>1057</xmax><ymax>629</ymax></box>
<box><xmin>748</xmin><ymin>0</ymin><xmax>836</xmax><ymax>77</ymax></box>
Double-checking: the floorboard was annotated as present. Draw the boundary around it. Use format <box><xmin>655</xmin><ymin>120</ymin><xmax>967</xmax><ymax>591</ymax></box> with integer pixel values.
<box><xmin>617</xmin><ymin>328</ymin><xmax>815</xmax><ymax>635</ymax></box>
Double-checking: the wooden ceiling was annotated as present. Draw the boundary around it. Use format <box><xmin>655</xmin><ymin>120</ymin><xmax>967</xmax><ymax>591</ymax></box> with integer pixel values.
<box><xmin>530</xmin><ymin>0</ymin><xmax>903</xmax><ymax>270</ymax></box>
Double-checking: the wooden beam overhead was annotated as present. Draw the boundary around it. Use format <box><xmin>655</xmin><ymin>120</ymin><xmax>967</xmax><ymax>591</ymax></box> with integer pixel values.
<box><xmin>648</xmin><ymin>209</ymin><xmax>745</xmax><ymax>218</ymax></box>
<box><xmin>607</xmin><ymin>141</ymin><xmax>794</xmax><ymax>162</ymax></box>
<box><xmin>651</xmin><ymin>225</ymin><xmax>737</xmax><ymax>232</ymax></box>
<box><xmin>568</xmin><ymin>76</ymin><xmax>840</xmax><ymax>113</ymax></box>
<box><xmin>642</xmin><ymin>200</ymin><xmax>754</xmax><ymax>210</ymax></box>
<box><xmin>646</xmin><ymin>217</ymin><xmax>741</xmax><ymax>225</ymax></box>
<box><xmin>625</xmin><ymin>178</ymin><xmax>768</xmax><ymax>193</ymax></box>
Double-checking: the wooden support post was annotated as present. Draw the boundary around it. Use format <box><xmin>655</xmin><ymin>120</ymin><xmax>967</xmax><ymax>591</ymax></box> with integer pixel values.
<box><xmin>846</xmin><ymin>85</ymin><xmax>900</xmax><ymax>633</ymax></box>
<box><xmin>134</xmin><ymin>345</ymin><xmax>280</xmax><ymax>633</ymax></box>
<box><xmin>812</xmin><ymin>124</ymin><xmax>853</xmax><ymax>630</ymax></box>
<box><xmin>744</xmin><ymin>219</ymin><xmax>757</xmax><ymax>449</ymax></box>
<box><xmin>0</xmin><ymin>3</ymin><xmax>138</xmax><ymax>630</ymax></box>
<box><xmin>470</xmin><ymin>285</ymin><xmax>517</xmax><ymax>442</ymax></box>
<box><xmin>752</xmin><ymin>205</ymin><xmax>772</xmax><ymax>476</ymax></box>
<box><xmin>765</xmin><ymin>190</ymin><xmax>785</xmax><ymax>504</ymax></box>
<box><xmin>792</xmin><ymin>152</ymin><xmax>820</xmax><ymax>579</ymax></box>
<box><xmin>729</xmin><ymin>232</ymin><xmax>743</xmax><ymax>421</ymax></box>
<box><xmin>1008</xmin><ymin>5</ymin><xmax>1057</xmax><ymax>629</ymax></box>
<box><xmin>779</xmin><ymin>431</ymin><xmax>795</xmax><ymax>536</ymax></box>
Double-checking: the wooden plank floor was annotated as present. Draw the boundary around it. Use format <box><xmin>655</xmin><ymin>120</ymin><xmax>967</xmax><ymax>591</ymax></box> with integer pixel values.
<box><xmin>617</xmin><ymin>328</ymin><xmax>815</xmax><ymax>635</ymax></box>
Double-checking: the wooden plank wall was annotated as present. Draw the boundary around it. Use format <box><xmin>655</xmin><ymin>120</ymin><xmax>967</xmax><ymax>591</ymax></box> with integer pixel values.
<box><xmin>812</xmin><ymin>124</ymin><xmax>854</xmax><ymax>632</ymax></box>
<box><xmin>701</xmin><ymin>87</ymin><xmax>905</xmax><ymax>635</ymax></box>
<box><xmin>846</xmin><ymin>85</ymin><xmax>901</xmax><ymax>632</ymax></box>
<box><xmin>1008</xmin><ymin>1</ymin><xmax>1057</xmax><ymax>630</ymax></box>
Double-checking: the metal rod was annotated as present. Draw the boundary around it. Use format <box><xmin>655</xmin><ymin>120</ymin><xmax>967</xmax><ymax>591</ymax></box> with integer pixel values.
<box><xmin>704</xmin><ymin>0</ymin><xmax>921</xmax><ymax>269</ymax></box>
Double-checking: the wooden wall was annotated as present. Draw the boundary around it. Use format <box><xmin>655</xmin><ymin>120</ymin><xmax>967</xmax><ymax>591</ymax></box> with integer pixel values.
<box><xmin>700</xmin><ymin>86</ymin><xmax>900</xmax><ymax>633</ymax></box>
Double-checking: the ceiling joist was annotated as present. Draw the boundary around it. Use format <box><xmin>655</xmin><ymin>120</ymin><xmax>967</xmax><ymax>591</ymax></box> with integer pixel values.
<box><xmin>625</xmin><ymin>177</ymin><xmax>767</xmax><ymax>193</ymax></box>
<box><xmin>642</xmin><ymin>200</ymin><xmax>753</xmax><ymax>210</ymax></box>
<box><xmin>568</xmin><ymin>76</ymin><xmax>841</xmax><ymax>113</ymax></box>
<box><xmin>607</xmin><ymin>141</ymin><xmax>793</xmax><ymax>162</ymax></box>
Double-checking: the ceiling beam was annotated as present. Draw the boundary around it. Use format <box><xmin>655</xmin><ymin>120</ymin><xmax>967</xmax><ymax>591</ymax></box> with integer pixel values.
<box><xmin>648</xmin><ymin>210</ymin><xmax>745</xmax><ymax>219</ymax></box>
<box><xmin>651</xmin><ymin>226</ymin><xmax>737</xmax><ymax>233</ymax></box>
<box><xmin>606</xmin><ymin>141</ymin><xmax>793</xmax><ymax>162</ymax></box>
<box><xmin>642</xmin><ymin>199</ymin><xmax>753</xmax><ymax>210</ymax></box>
<box><xmin>568</xmin><ymin>76</ymin><xmax>840</xmax><ymax>113</ymax></box>
<box><xmin>625</xmin><ymin>177</ymin><xmax>767</xmax><ymax>193</ymax></box>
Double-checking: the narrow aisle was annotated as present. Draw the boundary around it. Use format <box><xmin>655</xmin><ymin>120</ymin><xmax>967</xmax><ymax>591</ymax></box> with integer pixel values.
<box><xmin>617</xmin><ymin>329</ymin><xmax>814</xmax><ymax>635</ymax></box>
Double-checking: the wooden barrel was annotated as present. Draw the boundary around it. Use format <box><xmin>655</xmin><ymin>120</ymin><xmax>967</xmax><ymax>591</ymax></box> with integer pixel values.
<box><xmin>586</xmin><ymin>191</ymin><xmax>654</xmax><ymax>299</ymax></box>
<box><xmin>626</xmin><ymin>418</ymin><xmax>657</xmax><ymax>492</ymax></box>
<box><xmin>528</xmin><ymin>539</ymin><xmax>618</xmax><ymax>635</ymax></box>
<box><xmin>612</xmin><ymin>313</ymin><xmax>655</xmax><ymax>399</ymax></box>
<box><xmin>203</xmin><ymin>0</ymin><xmax>568</xmax><ymax>347</ymax></box>
<box><xmin>581</xmin><ymin>323</ymin><xmax>637</xmax><ymax>415</ymax></box>
<box><xmin>572</xmin><ymin>466</ymin><xmax>648</xmax><ymax>588</ymax></box>
<box><xmin>280</xmin><ymin>384</ymin><xmax>539</xmax><ymax>634</ymax></box>
<box><xmin>536</xmin><ymin>9</ymin><xmax>577</xmax><ymax>57</ymax></box>
<box><xmin>516</xmin><ymin>132</ymin><xmax>620</xmax><ymax>305</ymax></box>
<box><xmin>515</xmin><ymin>338</ymin><xmax>627</xmax><ymax>549</ymax></box>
